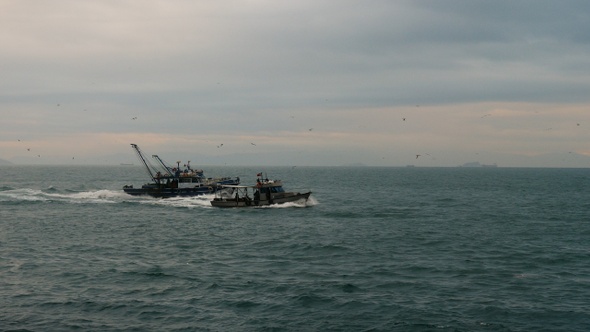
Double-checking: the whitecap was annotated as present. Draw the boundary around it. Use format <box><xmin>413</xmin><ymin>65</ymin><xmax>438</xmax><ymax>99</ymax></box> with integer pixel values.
<box><xmin>42</xmin><ymin>189</ymin><xmax>128</xmax><ymax>204</ymax></box>
<box><xmin>258</xmin><ymin>196</ymin><xmax>317</xmax><ymax>209</ymax></box>
<box><xmin>138</xmin><ymin>194</ymin><xmax>217</xmax><ymax>209</ymax></box>
<box><xmin>306</xmin><ymin>195</ymin><xmax>319</xmax><ymax>206</ymax></box>
<box><xmin>0</xmin><ymin>188</ymin><xmax>50</xmax><ymax>202</ymax></box>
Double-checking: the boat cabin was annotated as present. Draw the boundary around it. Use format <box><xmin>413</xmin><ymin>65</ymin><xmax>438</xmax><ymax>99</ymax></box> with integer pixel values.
<box><xmin>211</xmin><ymin>179</ymin><xmax>311</xmax><ymax>208</ymax></box>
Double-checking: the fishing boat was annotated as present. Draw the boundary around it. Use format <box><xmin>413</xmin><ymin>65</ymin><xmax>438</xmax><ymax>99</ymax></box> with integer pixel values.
<box><xmin>210</xmin><ymin>175</ymin><xmax>311</xmax><ymax>208</ymax></box>
<box><xmin>122</xmin><ymin>144</ymin><xmax>240</xmax><ymax>198</ymax></box>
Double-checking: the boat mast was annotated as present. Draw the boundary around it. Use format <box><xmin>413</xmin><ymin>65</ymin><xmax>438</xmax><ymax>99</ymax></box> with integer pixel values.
<box><xmin>152</xmin><ymin>154</ymin><xmax>174</xmax><ymax>177</ymax></box>
<box><xmin>130</xmin><ymin>143</ymin><xmax>157</xmax><ymax>182</ymax></box>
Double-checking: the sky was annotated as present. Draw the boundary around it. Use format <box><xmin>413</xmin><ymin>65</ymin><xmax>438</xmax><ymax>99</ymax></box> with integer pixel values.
<box><xmin>1</xmin><ymin>0</ymin><xmax>590</xmax><ymax>167</ymax></box>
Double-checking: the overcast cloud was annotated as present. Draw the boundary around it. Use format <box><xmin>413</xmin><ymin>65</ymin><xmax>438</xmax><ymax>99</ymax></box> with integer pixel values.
<box><xmin>1</xmin><ymin>0</ymin><xmax>590</xmax><ymax>167</ymax></box>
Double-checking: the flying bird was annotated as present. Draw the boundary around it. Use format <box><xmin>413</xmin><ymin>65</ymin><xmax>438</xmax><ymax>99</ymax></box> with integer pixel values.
<box><xmin>250</xmin><ymin>143</ymin><xmax>256</xmax><ymax>146</ymax></box>
<box><xmin>416</xmin><ymin>154</ymin><xmax>421</xmax><ymax>159</ymax></box>
<box><xmin>217</xmin><ymin>143</ymin><xmax>223</xmax><ymax>148</ymax></box>
<box><xmin>132</xmin><ymin>117</ymin><xmax>137</xmax><ymax>120</ymax></box>
<box><xmin>308</xmin><ymin>128</ymin><xmax>313</xmax><ymax>131</ymax></box>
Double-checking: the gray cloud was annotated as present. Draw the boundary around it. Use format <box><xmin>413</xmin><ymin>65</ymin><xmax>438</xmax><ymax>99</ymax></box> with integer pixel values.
<box><xmin>2</xmin><ymin>1</ymin><xmax>590</xmax><ymax>166</ymax></box>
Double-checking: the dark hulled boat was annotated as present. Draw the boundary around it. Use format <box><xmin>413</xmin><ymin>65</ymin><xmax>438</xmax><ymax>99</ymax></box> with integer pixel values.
<box><xmin>123</xmin><ymin>144</ymin><xmax>239</xmax><ymax>198</ymax></box>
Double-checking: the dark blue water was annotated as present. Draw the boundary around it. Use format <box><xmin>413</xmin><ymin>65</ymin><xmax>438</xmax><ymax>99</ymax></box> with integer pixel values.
<box><xmin>1</xmin><ymin>166</ymin><xmax>589</xmax><ymax>331</ymax></box>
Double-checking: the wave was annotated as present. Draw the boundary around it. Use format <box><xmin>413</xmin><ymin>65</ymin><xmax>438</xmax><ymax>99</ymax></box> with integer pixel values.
<box><xmin>0</xmin><ymin>187</ymin><xmax>214</xmax><ymax>207</ymax></box>
<box><xmin>250</xmin><ymin>195</ymin><xmax>318</xmax><ymax>209</ymax></box>
<box><xmin>307</xmin><ymin>195</ymin><xmax>319</xmax><ymax>206</ymax></box>
<box><xmin>53</xmin><ymin>190</ymin><xmax>130</xmax><ymax>204</ymax></box>
<box><xmin>133</xmin><ymin>193</ymin><xmax>317</xmax><ymax>209</ymax></box>
<box><xmin>138</xmin><ymin>194</ymin><xmax>216</xmax><ymax>209</ymax></box>
<box><xmin>0</xmin><ymin>188</ymin><xmax>52</xmax><ymax>202</ymax></box>
<box><xmin>0</xmin><ymin>188</ymin><xmax>318</xmax><ymax>210</ymax></box>
<box><xmin>0</xmin><ymin>188</ymin><xmax>130</xmax><ymax>204</ymax></box>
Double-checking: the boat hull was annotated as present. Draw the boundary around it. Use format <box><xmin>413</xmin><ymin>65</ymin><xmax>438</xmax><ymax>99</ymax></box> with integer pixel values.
<box><xmin>124</xmin><ymin>186</ymin><xmax>216</xmax><ymax>198</ymax></box>
<box><xmin>123</xmin><ymin>179</ymin><xmax>239</xmax><ymax>198</ymax></box>
<box><xmin>210</xmin><ymin>192</ymin><xmax>311</xmax><ymax>208</ymax></box>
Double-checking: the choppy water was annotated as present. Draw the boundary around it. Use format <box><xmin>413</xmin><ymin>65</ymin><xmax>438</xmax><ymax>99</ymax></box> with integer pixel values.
<box><xmin>1</xmin><ymin>165</ymin><xmax>589</xmax><ymax>331</ymax></box>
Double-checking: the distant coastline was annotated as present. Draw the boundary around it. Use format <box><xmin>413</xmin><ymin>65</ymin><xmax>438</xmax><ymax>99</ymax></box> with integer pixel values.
<box><xmin>460</xmin><ymin>162</ymin><xmax>498</xmax><ymax>168</ymax></box>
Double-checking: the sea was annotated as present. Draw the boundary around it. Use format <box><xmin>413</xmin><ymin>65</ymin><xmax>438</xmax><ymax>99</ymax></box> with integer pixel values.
<box><xmin>1</xmin><ymin>165</ymin><xmax>589</xmax><ymax>331</ymax></box>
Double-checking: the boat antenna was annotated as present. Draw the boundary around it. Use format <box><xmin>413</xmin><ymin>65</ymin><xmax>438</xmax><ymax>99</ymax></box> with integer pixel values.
<box><xmin>130</xmin><ymin>144</ymin><xmax>158</xmax><ymax>182</ymax></box>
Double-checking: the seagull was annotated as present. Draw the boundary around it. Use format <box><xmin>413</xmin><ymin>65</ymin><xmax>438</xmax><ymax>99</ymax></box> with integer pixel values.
<box><xmin>416</xmin><ymin>154</ymin><xmax>421</xmax><ymax>159</ymax></box>
<box><xmin>250</xmin><ymin>143</ymin><xmax>256</xmax><ymax>146</ymax></box>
